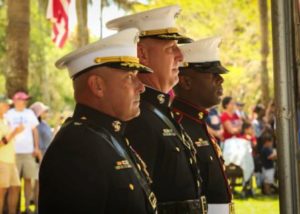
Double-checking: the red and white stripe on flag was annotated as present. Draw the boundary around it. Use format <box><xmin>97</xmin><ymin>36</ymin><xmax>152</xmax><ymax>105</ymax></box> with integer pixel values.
<box><xmin>47</xmin><ymin>0</ymin><xmax>71</xmax><ymax>48</ymax></box>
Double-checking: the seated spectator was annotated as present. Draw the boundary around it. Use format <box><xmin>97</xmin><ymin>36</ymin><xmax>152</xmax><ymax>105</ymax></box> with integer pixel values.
<box><xmin>240</xmin><ymin>121</ymin><xmax>257</xmax><ymax>148</ymax></box>
<box><xmin>220</xmin><ymin>96</ymin><xmax>243</xmax><ymax>143</ymax></box>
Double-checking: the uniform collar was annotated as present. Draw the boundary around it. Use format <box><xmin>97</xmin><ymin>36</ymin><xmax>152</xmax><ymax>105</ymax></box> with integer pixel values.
<box><xmin>73</xmin><ymin>103</ymin><xmax>126</xmax><ymax>135</ymax></box>
<box><xmin>142</xmin><ymin>87</ymin><xmax>171</xmax><ymax>108</ymax></box>
<box><xmin>172</xmin><ymin>97</ymin><xmax>208</xmax><ymax>123</ymax></box>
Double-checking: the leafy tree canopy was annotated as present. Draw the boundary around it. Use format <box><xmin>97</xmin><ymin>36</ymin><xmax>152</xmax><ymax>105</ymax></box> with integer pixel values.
<box><xmin>0</xmin><ymin>0</ymin><xmax>273</xmax><ymax>124</ymax></box>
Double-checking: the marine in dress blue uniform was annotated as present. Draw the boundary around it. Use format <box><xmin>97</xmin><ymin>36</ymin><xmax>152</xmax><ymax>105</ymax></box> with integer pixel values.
<box><xmin>39</xmin><ymin>29</ymin><xmax>157</xmax><ymax>214</ymax></box>
<box><xmin>106</xmin><ymin>5</ymin><xmax>207</xmax><ymax>214</ymax></box>
<box><xmin>172</xmin><ymin>37</ymin><xmax>234</xmax><ymax>214</ymax></box>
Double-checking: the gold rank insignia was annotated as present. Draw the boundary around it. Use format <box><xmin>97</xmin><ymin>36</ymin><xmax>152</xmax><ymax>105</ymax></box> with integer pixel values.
<box><xmin>112</xmin><ymin>120</ymin><xmax>121</xmax><ymax>132</ymax></box>
<box><xmin>157</xmin><ymin>94</ymin><xmax>165</xmax><ymax>104</ymax></box>
<box><xmin>194</xmin><ymin>138</ymin><xmax>210</xmax><ymax>147</ymax></box>
<box><xmin>120</xmin><ymin>62</ymin><xmax>147</xmax><ymax>70</ymax></box>
<box><xmin>115</xmin><ymin>160</ymin><xmax>132</xmax><ymax>170</ymax></box>
<box><xmin>162</xmin><ymin>128</ymin><xmax>176</xmax><ymax>136</ymax></box>
<box><xmin>158</xmin><ymin>34</ymin><xmax>183</xmax><ymax>39</ymax></box>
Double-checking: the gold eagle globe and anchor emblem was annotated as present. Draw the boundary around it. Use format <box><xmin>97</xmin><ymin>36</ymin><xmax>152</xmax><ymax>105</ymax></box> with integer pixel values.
<box><xmin>112</xmin><ymin>121</ymin><xmax>121</xmax><ymax>132</ymax></box>
<box><xmin>157</xmin><ymin>94</ymin><xmax>165</xmax><ymax>104</ymax></box>
<box><xmin>198</xmin><ymin>112</ymin><xmax>204</xmax><ymax>120</ymax></box>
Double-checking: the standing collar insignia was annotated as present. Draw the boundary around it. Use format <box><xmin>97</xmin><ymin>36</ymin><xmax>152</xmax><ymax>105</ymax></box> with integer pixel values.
<box><xmin>112</xmin><ymin>120</ymin><xmax>121</xmax><ymax>132</ymax></box>
<box><xmin>198</xmin><ymin>112</ymin><xmax>204</xmax><ymax>120</ymax></box>
<box><xmin>157</xmin><ymin>94</ymin><xmax>165</xmax><ymax>104</ymax></box>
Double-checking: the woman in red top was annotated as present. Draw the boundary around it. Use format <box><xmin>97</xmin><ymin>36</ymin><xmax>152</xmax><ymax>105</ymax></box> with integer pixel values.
<box><xmin>220</xmin><ymin>96</ymin><xmax>243</xmax><ymax>140</ymax></box>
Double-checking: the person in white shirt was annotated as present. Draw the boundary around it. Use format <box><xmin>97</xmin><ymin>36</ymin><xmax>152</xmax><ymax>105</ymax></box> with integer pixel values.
<box><xmin>0</xmin><ymin>96</ymin><xmax>24</xmax><ymax>214</ymax></box>
<box><xmin>5</xmin><ymin>91</ymin><xmax>40</xmax><ymax>214</ymax></box>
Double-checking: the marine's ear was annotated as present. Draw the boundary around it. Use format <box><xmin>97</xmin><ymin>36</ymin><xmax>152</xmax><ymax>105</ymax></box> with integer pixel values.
<box><xmin>87</xmin><ymin>74</ymin><xmax>105</xmax><ymax>98</ymax></box>
<box><xmin>137</xmin><ymin>42</ymin><xmax>149</xmax><ymax>66</ymax></box>
<box><xmin>178</xmin><ymin>75</ymin><xmax>192</xmax><ymax>91</ymax></box>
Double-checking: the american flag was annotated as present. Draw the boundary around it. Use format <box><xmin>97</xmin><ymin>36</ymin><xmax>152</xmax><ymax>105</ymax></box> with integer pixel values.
<box><xmin>47</xmin><ymin>0</ymin><xmax>71</xmax><ymax>48</ymax></box>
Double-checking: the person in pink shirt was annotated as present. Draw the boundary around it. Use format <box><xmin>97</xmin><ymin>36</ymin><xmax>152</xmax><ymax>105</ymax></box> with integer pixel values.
<box><xmin>220</xmin><ymin>96</ymin><xmax>242</xmax><ymax>141</ymax></box>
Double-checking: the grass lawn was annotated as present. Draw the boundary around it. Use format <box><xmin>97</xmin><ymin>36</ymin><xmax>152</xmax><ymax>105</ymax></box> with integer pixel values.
<box><xmin>234</xmin><ymin>194</ymin><xmax>279</xmax><ymax>214</ymax></box>
<box><xmin>231</xmin><ymin>176</ymin><xmax>280</xmax><ymax>214</ymax></box>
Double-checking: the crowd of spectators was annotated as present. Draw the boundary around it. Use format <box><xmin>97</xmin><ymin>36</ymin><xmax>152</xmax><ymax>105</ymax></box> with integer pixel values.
<box><xmin>0</xmin><ymin>91</ymin><xmax>53</xmax><ymax>214</ymax></box>
<box><xmin>0</xmin><ymin>91</ymin><xmax>278</xmax><ymax>213</ymax></box>
<box><xmin>207</xmin><ymin>96</ymin><xmax>278</xmax><ymax>196</ymax></box>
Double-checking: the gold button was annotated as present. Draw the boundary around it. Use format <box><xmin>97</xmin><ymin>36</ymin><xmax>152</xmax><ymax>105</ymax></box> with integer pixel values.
<box><xmin>137</xmin><ymin>164</ymin><xmax>141</xmax><ymax>171</ymax></box>
<box><xmin>175</xmin><ymin>147</ymin><xmax>180</xmax><ymax>152</ymax></box>
<box><xmin>210</xmin><ymin>156</ymin><xmax>213</xmax><ymax>161</ymax></box>
<box><xmin>80</xmin><ymin>116</ymin><xmax>87</xmax><ymax>120</ymax></box>
<box><xmin>129</xmin><ymin>183</ymin><xmax>134</xmax><ymax>190</ymax></box>
<box><xmin>175</xmin><ymin>111</ymin><xmax>180</xmax><ymax>115</ymax></box>
<box><xmin>198</xmin><ymin>112</ymin><xmax>203</xmax><ymax>119</ymax></box>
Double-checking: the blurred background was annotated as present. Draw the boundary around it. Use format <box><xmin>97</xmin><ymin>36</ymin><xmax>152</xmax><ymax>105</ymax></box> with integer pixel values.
<box><xmin>1</xmin><ymin>0</ymin><xmax>297</xmax><ymax>213</ymax></box>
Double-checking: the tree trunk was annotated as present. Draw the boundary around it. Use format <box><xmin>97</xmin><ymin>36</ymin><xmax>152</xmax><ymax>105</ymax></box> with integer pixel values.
<box><xmin>258</xmin><ymin>0</ymin><xmax>270</xmax><ymax>107</ymax></box>
<box><xmin>5</xmin><ymin>0</ymin><xmax>30</xmax><ymax>97</ymax></box>
<box><xmin>76</xmin><ymin>0</ymin><xmax>89</xmax><ymax>47</ymax></box>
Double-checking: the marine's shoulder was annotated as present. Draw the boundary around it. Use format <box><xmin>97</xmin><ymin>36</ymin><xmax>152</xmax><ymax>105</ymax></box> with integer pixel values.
<box><xmin>47</xmin><ymin>118</ymin><xmax>118</xmax><ymax>157</ymax></box>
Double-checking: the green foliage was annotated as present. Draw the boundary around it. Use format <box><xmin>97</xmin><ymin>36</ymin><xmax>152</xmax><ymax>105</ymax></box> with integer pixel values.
<box><xmin>0</xmin><ymin>1</ymin><xmax>75</xmax><ymax>113</ymax></box>
<box><xmin>0</xmin><ymin>3</ymin><xmax>7</xmax><ymax>79</ymax></box>
<box><xmin>133</xmin><ymin>0</ymin><xmax>274</xmax><ymax>111</ymax></box>
<box><xmin>0</xmin><ymin>0</ymin><xmax>274</xmax><ymax>116</ymax></box>
<box><xmin>27</xmin><ymin>0</ymin><xmax>144</xmax><ymax>114</ymax></box>
<box><xmin>0</xmin><ymin>0</ymin><xmax>147</xmax><ymax>117</ymax></box>
<box><xmin>28</xmin><ymin>0</ymin><xmax>75</xmax><ymax>113</ymax></box>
